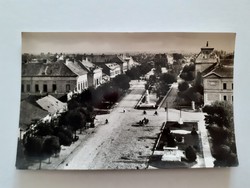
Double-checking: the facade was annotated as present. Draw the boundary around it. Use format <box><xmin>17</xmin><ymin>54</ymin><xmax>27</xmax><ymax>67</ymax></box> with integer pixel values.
<box><xmin>21</xmin><ymin>60</ymin><xmax>88</xmax><ymax>99</ymax></box>
<box><xmin>203</xmin><ymin>64</ymin><xmax>233</xmax><ymax>105</ymax></box>
<box><xmin>95</xmin><ymin>62</ymin><xmax>121</xmax><ymax>79</ymax></box>
<box><xmin>80</xmin><ymin>58</ymin><xmax>103</xmax><ymax>88</ymax></box>
<box><xmin>111</xmin><ymin>55</ymin><xmax>128</xmax><ymax>73</ymax></box>
<box><xmin>65</xmin><ymin>59</ymin><xmax>88</xmax><ymax>93</ymax></box>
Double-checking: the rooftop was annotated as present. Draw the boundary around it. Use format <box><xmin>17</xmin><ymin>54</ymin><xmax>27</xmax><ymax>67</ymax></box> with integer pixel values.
<box><xmin>22</xmin><ymin>61</ymin><xmax>77</xmax><ymax>77</ymax></box>
<box><xmin>65</xmin><ymin>60</ymin><xmax>88</xmax><ymax>76</ymax></box>
<box><xmin>203</xmin><ymin>65</ymin><xmax>233</xmax><ymax>78</ymax></box>
<box><xmin>36</xmin><ymin>95</ymin><xmax>67</xmax><ymax>114</ymax></box>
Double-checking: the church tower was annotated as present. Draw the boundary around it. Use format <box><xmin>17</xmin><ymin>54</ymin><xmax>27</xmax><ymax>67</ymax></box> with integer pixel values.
<box><xmin>195</xmin><ymin>41</ymin><xmax>219</xmax><ymax>76</ymax></box>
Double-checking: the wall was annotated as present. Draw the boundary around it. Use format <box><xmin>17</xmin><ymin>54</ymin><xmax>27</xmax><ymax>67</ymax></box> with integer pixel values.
<box><xmin>0</xmin><ymin>1</ymin><xmax>250</xmax><ymax>188</ymax></box>
<box><xmin>204</xmin><ymin>76</ymin><xmax>233</xmax><ymax>104</ymax></box>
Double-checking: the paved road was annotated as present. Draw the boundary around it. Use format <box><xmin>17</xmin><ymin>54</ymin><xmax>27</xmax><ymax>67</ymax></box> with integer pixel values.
<box><xmin>58</xmin><ymin>80</ymin><xmax>163</xmax><ymax>169</ymax></box>
<box><xmin>57</xmin><ymin>80</ymin><xmax>214</xmax><ymax>169</ymax></box>
<box><xmin>160</xmin><ymin>82</ymin><xmax>178</xmax><ymax>108</ymax></box>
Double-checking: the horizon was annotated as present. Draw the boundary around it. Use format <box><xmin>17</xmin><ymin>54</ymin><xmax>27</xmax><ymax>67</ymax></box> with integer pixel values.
<box><xmin>22</xmin><ymin>32</ymin><xmax>236</xmax><ymax>54</ymax></box>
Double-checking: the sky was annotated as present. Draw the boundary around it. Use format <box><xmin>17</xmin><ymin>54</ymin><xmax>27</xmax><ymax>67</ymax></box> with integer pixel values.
<box><xmin>22</xmin><ymin>32</ymin><xmax>236</xmax><ymax>54</ymax></box>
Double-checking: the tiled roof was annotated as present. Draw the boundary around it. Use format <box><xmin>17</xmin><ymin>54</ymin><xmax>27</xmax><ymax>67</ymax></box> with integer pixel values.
<box><xmin>22</xmin><ymin>61</ymin><xmax>77</xmax><ymax>77</ymax></box>
<box><xmin>105</xmin><ymin>62</ymin><xmax>120</xmax><ymax>69</ymax></box>
<box><xmin>80</xmin><ymin>59</ymin><xmax>101</xmax><ymax>72</ymax></box>
<box><xmin>203</xmin><ymin>65</ymin><xmax>233</xmax><ymax>78</ymax></box>
<box><xmin>19</xmin><ymin>100</ymin><xmax>48</xmax><ymax>130</ymax></box>
<box><xmin>65</xmin><ymin>60</ymin><xmax>88</xmax><ymax>76</ymax></box>
<box><xmin>36</xmin><ymin>95</ymin><xmax>67</xmax><ymax>114</ymax></box>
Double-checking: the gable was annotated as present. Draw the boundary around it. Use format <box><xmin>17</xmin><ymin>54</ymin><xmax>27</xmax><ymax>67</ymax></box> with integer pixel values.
<box><xmin>203</xmin><ymin>72</ymin><xmax>221</xmax><ymax>78</ymax></box>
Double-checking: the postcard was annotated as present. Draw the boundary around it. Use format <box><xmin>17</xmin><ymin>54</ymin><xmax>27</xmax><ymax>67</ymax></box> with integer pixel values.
<box><xmin>16</xmin><ymin>32</ymin><xmax>238</xmax><ymax>170</ymax></box>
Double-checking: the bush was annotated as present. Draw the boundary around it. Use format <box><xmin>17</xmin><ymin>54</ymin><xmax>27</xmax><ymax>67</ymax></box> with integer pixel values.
<box><xmin>185</xmin><ymin>146</ymin><xmax>197</xmax><ymax>162</ymax></box>
<box><xmin>166</xmin><ymin>133</ymin><xmax>176</xmax><ymax>147</ymax></box>
<box><xmin>176</xmin><ymin>135</ymin><xmax>183</xmax><ymax>142</ymax></box>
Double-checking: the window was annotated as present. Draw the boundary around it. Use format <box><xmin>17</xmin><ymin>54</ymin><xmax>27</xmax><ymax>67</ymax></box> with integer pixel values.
<box><xmin>223</xmin><ymin>83</ymin><xmax>227</xmax><ymax>90</ymax></box>
<box><xmin>232</xmin><ymin>96</ymin><xmax>233</xmax><ymax>102</ymax></box>
<box><xmin>52</xmin><ymin>84</ymin><xmax>57</xmax><ymax>92</ymax></box>
<box><xmin>43</xmin><ymin>84</ymin><xmax>48</xmax><ymax>92</ymax></box>
<box><xmin>78</xmin><ymin>83</ymin><xmax>81</xmax><ymax>91</ymax></box>
<box><xmin>35</xmin><ymin>84</ymin><xmax>39</xmax><ymax>92</ymax></box>
<box><xmin>26</xmin><ymin>84</ymin><xmax>30</xmax><ymax>92</ymax></box>
<box><xmin>224</xmin><ymin>95</ymin><xmax>227</xmax><ymax>101</ymax></box>
<box><xmin>21</xmin><ymin>84</ymin><xmax>24</xmax><ymax>93</ymax></box>
<box><xmin>96</xmin><ymin>78</ymin><xmax>99</xmax><ymax>86</ymax></box>
<box><xmin>66</xmin><ymin>84</ymin><xmax>70</xmax><ymax>92</ymax></box>
<box><xmin>232</xmin><ymin>83</ymin><xmax>233</xmax><ymax>90</ymax></box>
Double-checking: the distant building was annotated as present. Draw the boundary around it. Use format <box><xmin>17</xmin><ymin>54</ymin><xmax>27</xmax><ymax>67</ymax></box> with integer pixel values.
<box><xmin>111</xmin><ymin>56</ymin><xmax>128</xmax><ymax>73</ymax></box>
<box><xmin>80</xmin><ymin>57</ymin><xmax>103</xmax><ymax>88</ymax></box>
<box><xmin>99</xmin><ymin>62</ymin><xmax>121</xmax><ymax>79</ymax></box>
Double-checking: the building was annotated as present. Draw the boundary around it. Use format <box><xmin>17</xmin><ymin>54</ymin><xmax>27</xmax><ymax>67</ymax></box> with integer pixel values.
<box><xmin>194</xmin><ymin>42</ymin><xmax>234</xmax><ymax>105</ymax></box>
<box><xmin>111</xmin><ymin>55</ymin><xmax>128</xmax><ymax>73</ymax></box>
<box><xmin>36</xmin><ymin>94</ymin><xmax>67</xmax><ymax>114</ymax></box>
<box><xmin>100</xmin><ymin>62</ymin><xmax>121</xmax><ymax>79</ymax></box>
<box><xmin>195</xmin><ymin>41</ymin><xmax>219</xmax><ymax>77</ymax></box>
<box><xmin>203</xmin><ymin>61</ymin><xmax>233</xmax><ymax>105</ymax></box>
<box><xmin>21</xmin><ymin>60</ymin><xmax>88</xmax><ymax>99</ymax></box>
<box><xmin>65</xmin><ymin>59</ymin><xmax>88</xmax><ymax>93</ymax></box>
<box><xmin>80</xmin><ymin>58</ymin><xmax>103</xmax><ymax>88</ymax></box>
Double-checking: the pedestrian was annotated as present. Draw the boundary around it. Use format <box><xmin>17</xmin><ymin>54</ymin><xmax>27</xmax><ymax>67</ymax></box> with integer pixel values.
<box><xmin>143</xmin><ymin>110</ymin><xmax>147</xmax><ymax>115</ymax></box>
<box><xmin>105</xmin><ymin>119</ymin><xmax>109</xmax><ymax>124</ymax></box>
<box><xmin>154</xmin><ymin>111</ymin><xmax>158</xmax><ymax>115</ymax></box>
<box><xmin>123</xmin><ymin>108</ymin><xmax>126</xmax><ymax>113</ymax></box>
<box><xmin>165</xmin><ymin>107</ymin><xmax>167</xmax><ymax>112</ymax></box>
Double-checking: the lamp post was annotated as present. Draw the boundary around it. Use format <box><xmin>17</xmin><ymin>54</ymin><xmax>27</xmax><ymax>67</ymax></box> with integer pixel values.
<box><xmin>178</xmin><ymin>108</ymin><xmax>183</xmax><ymax>125</ymax></box>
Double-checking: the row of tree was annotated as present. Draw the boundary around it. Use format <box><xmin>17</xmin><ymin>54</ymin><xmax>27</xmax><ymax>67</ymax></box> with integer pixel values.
<box><xmin>203</xmin><ymin>101</ymin><xmax>238</xmax><ymax>167</ymax></box>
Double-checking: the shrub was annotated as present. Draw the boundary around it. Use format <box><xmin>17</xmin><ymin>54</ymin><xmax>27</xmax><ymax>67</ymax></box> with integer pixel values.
<box><xmin>176</xmin><ymin>135</ymin><xmax>183</xmax><ymax>142</ymax></box>
<box><xmin>185</xmin><ymin>146</ymin><xmax>197</xmax><ymax>162</ymax></box>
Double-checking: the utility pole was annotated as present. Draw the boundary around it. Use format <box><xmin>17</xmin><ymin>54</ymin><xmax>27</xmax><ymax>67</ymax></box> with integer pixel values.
<box><xmin>178</xmin><ymin>108</ymin><xmax>183</xmax><ymax>125</ymax></box>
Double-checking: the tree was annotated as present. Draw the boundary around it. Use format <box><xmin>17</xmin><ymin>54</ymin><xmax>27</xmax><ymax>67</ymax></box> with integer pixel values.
<box><xmin>24</xmin><ymin>136</ymin><xmax>43</xmax><ymax>156</ymax></box>
<box><xmin>66</xmin><ymin>109</ymin><xmax>86</xmax><ymax>137</ymax></box>
<box><xmin>42</xmin><ymin>136</ymin><xmax>61</xmax><ymax>163</ymax></box>
<box><xmin>112</xmin><ymin>74</ymin><xmax>131</xmax><ymax>90</ymax></box>
<box><xmin>178</xmin><ymin>81</ymin><xmax>189</xmax><ymax>92</ymax></box>
<box><xmin>203</xmin><ymin>101</ymin><xmax>233</xmax><ymax>128</ymax></box>
<box><xmin>54</xmin><ymin>127</ymin><xmax>73</xmax><ymax>146</ymax></box>
<box><xmin>173</xmin><ymin>53</ymin><xmax>184</xmax><ymax>61</ymax></box>
<box><xmin>185</xmin><ymin>146</ymin><xmax>197</xmax><ymax>162</ymax></box>
<box><xmin>203</xmin><ymin>101</ymin><xmax>238</xmax><ymax>166</ymax></box>
<box><xmin>160</xmin><ymin>73</ymin><xmax>177</xmax><ymax>85</ymax></box>
<box><xmin>24</xmin><ymin>136</ymin><xmax>44</xmax><ymax>169</ymax></box>
<box><xmin>34</xmin><ymin>122</ymin><xmax>53</xmax><ymax>137</ymax></box>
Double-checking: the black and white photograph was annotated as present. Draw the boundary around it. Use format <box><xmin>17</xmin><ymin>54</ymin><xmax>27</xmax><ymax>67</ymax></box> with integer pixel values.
<box><xmin>16</xmin><ymin>32</ymin><xmax>238</xmax><ymax>170</ymax></box>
